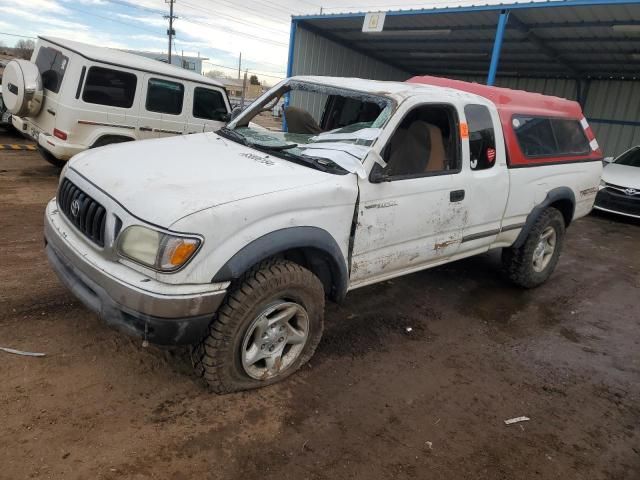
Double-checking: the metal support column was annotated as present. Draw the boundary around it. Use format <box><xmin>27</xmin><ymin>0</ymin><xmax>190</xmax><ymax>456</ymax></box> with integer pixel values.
<box><xmin>487</xmin><ymin>10</ymin><xmax>510</xmax><ymax>86</ymax></box>
<box><xmin>283</xmin><ymin>20</ymin><xmax>298</xmax><ymax>131</ymax></box>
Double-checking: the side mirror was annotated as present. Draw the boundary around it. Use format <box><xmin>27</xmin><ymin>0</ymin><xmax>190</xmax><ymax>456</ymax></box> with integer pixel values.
<box><xmin>369</xmin><ymin>162</ymin><xmax>389</xmax><ymax>183</ymax></box>
<box><xmin>229</xmin><ymin>106</ymin><xmax>243</xmax><ymax>121</ymax></box>
<box><xmin>367</xmin><ymin>150</ymin><xmax>389</xmax><ymax>183</ymax></box>
<box><xmin>603</xmin><ymin>157</ymin><xmax>614</xmax><ymax>165</ymax></box>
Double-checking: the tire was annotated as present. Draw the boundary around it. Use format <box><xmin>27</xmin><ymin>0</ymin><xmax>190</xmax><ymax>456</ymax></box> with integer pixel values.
<box><xmin>192</xmin><ymin>259</ymin><xmax>325</xmax><ymax>394</ymax></box>
<box><xmin>502</xmin><ymin>207</ymin><xmax>566</xmax><ymax>288</ymax></box>
<box><xmin>37</xmin><ymin>146</ymin><xmax>66</xmax><ymax>169</ymax></box>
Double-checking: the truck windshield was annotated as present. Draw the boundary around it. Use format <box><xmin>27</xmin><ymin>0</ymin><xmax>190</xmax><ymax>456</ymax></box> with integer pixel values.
<box><xmin>614</xmin><ymin>147</ymin><xmax>640</xmax><ymax>167</ymax></box>
<box><xmin>220</xmin><ymin>80</ymin><xmax>394</xmax><ymax>175</ymax></box>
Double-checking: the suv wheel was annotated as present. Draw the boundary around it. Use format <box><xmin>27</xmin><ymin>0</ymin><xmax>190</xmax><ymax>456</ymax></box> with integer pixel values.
<box><xmin>38</xmin><ymin>146</ymin><xmax>66</xmax><ymax>169</ymax></box>
<box><xmin>502</xmin><ymin>207</ymin><xmax>566</xmax><ymax>288</ymax></box>
<box><xmin>192</xmin><ymin>259</ymin><xmax>325</xmax><ymax>394</ymax></box>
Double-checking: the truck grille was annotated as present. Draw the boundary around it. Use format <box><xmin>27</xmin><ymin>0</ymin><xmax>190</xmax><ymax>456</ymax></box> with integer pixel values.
<box><xmin>57</xmin><ymin>178</ymin><xmax>107</xmax><ymax>246</ymax></box>
<box><xmin>595</xmin><ymin>188</ymin><xmax>640</xmax><ymax>217</ymax></box>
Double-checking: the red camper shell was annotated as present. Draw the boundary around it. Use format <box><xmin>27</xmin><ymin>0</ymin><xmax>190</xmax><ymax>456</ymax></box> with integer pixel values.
<box><xmin>408</xmin><ymin>76</ymin><xmax>602</xmax><ymax>167</ymax></box>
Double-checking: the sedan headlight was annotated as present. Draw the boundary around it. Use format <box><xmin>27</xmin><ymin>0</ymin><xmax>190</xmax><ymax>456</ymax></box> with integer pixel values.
<box><xmin>599</xmin><ymin>179</ymin><xmax>607</xmax><ymax>188</ymax></box>
<box><xmin>117</xmin><ymin>225</ymin><xmax>201</xmax><ymax>272</ymax></box>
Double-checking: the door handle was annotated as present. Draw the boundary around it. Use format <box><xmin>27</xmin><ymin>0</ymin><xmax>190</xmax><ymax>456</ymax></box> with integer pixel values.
<box><xmin>450</xmin><ymin>190</ymin><xmax>465</xmax><ymax>202</ymax></box>
<box><xmin>139</xmin><ymin>126</ymin><xmax>153</xmax><ymax>132</ymax></box>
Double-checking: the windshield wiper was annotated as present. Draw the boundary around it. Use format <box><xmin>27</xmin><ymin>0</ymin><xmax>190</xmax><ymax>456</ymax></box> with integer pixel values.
<box><xmin>218</xmin><ymin>126</ymin><xmax>251</xmax><ymax>146</ymax></box>
<box><xmin>253</xmin><ymin>143</ymin><xmax>298</xmax><ymax>151</ymax></box>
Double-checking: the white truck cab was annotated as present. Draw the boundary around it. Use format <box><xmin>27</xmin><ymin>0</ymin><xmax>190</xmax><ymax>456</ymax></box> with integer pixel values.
<box><xmin>43</xmin><ymin>76</ymin><xmax>602</xmax><ymax>393</ymax></box>
<box><xmin>2</xmin><ymin>37</ymin><xmax>231</xmax><ymax>167</ymax></box>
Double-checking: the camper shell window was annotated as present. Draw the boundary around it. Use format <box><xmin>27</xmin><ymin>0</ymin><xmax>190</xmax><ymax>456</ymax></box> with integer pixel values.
<box><xmin>35</xmin><ymin>47</ymin><xmax>69</xmax><ymax>94</ymax></box>
<box><xmin>513</xmin><ymin>115</ymin><xmax>590</xmax><ymax>158</ymax></box>
<box><xmin>82</xmin><ymin>67</ymin><xmax>137</xmax><ymax>108</ymax></box>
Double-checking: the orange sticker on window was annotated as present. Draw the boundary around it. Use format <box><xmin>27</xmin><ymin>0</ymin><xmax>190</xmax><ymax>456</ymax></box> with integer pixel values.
<box><xmin>460</xmin><ymin>123</ymin><xmax>469</xmax><ymax>138</ymax></box>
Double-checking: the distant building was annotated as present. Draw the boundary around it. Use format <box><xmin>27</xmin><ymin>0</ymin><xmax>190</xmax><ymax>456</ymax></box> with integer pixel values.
<box><xmin>208</xmin><ymin>77</ymin><xmax>264</xmax><ymax>100</ymax></box>
<box><xmin>126</xmin><ymin>50</ymin><xmax>207</xmax><ymax>75</ymax></box>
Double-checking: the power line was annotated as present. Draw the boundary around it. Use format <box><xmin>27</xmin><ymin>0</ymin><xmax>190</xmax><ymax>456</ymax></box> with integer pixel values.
<box><xmin>201</xmin><ymin>60</ymin><xmax>285</xmax><ymax>79</ymax></box>
<box><xmin>0</xmin><ymin>32</ymin><xmax>37</xmax><ymax>40</ymax></box>
<box><xmin>179</xmin><ymin>0</ymin><xmax>290</xmax><ymax>35</ymax></box>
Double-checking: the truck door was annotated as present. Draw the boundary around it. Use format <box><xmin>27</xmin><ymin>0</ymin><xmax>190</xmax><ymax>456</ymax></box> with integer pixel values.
<box><xmin>350</xmin><ymin>102</ymin><xmax>467</xmax><ymax>286</ymax></box>
<box><xmin>186</xmin><ymin>85</ymin><xmax>230</xmax><ymax>134</ymax></box>
<box><xmin>138</xmin><ymin>75</ymin><xmax>186</xmax><ymax>139</ymax></box>
<box><xmin>457</xmin><ymin>103</ymin><xmax>509</xmax><ymax>251</ymax></box>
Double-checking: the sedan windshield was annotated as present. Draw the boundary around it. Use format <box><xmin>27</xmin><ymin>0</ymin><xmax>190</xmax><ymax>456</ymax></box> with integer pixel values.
<box><xmin>615</xmin><ymin>147</ymin><xmax>640</xmax><ymax>167</ymax></box>
<box><xmin>221</xmin><ymin>80</ymin><xmax>394</xmax><ymax>175</ymax></box>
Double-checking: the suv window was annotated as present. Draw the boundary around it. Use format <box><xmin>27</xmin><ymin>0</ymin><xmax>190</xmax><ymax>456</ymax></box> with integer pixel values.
<box><xmin>146</xmin><ymin>78</ymin><xmax>184</xmax><ymax>115</ymax></box>
<box><xmin>193</xmin><ymin>87</ymin><xmax>227</xmax><ymax>121</ymax></box>
<box><xmin>465</xmin><ymin>104</ymin><xmax>496</xmax><ymax>171</ymax></box>
<box><xmin>513</xmin><ymin>115</ymin><xmax>590</xmax><ymax>158</ymax></box>
<box><xmin>35</xmin><ymin>47</ymin><xmax>69</xmax><ymax>94</ymax></box>
<box><xmin>379</xmin><ymin>104</ymin><xmax>460</xmax><ymax>179</ymax></box>
<box><xmin>82</xmin><ymin>67</ymin><xmax>137</xmax><ymax>108</ymax></box>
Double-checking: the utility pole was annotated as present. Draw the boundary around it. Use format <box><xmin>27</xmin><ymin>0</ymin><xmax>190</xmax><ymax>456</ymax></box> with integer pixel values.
<box><xmin>165</xmin><ymin>0</ymin><xmax>177</xmax><ymax>64</ymax></box>
<box><xmin>238</xmin><ymin>52</ymin><xmax>242</xmax><ymax>80</ymax></box>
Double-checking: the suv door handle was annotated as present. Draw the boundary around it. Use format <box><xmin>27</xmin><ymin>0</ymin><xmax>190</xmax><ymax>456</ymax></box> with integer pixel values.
<box><xmin>450</xmin><ymin>190</ymin><xmax>465</xmax><ymax>202</ymax></box>
<box><xmin>139</xmin><ymin>126</ymin><xmax>153</xmax><ymax>132</ymax></box>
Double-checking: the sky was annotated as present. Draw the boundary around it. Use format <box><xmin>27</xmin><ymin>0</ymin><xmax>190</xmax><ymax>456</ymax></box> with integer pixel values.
<box><xmin>0</xmin><ymin>0</ymin><xmax>538</xmax><ymax>84</ymax></box>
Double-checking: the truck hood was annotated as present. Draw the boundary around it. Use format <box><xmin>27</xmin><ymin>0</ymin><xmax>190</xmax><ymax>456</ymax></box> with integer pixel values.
<box><xmin>602</xmin><ymin>163</ymin><xmax>640</xmax><ymax>190</ymax></box>
<box><xmin>68</xmin><ymin>132</ymin><xmax>336</xmax><ymax>227</ymax></box>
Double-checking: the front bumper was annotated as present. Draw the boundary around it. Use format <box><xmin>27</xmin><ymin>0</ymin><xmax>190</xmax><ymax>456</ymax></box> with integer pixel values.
<box><xmin>44</xmin><ymin>200</ymin><xmax>228</xmax><ymax>344</ymax></box>
<box><xmin>594</xmin><ymin>188</ymin><xmax>640</xmax><ymax>219</ymax></box>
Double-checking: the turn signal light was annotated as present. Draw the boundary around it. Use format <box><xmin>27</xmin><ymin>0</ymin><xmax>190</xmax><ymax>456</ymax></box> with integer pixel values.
<box><xmin>53</xmin><ymin>128</ymin><xmax>68</xmax><ymax>141</ymax></box>
<box><xmin>168</xmin><ymin>241</ymin><xmax>199</xmax><ymax>267</ymax></box>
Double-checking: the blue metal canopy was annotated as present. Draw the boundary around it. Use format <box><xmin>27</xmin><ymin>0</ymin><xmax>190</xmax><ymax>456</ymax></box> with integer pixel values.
<box><xmin>289</xmin><ymin>0</ymin><xmax>640</xmax><ymax>82</ymax></box>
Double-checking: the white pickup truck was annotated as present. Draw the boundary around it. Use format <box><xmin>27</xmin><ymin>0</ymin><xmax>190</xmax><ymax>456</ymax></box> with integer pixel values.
<box><xmin>44</xmin><ymin>76</ymin><xmax>603</xmax><ymax>393</ymax></box>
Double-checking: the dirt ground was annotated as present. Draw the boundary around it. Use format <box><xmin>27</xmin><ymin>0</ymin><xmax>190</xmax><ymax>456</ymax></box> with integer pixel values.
<box><xmin>1</xmin><ymin>127</ymin><xmax>639</xmax><ymax>480</ymax></box>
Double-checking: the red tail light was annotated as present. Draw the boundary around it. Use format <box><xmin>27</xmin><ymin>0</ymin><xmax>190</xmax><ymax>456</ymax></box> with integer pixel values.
<box><xmin>53</xmin><ymin>128</ymin><xmax>68</xmax><ymax>141</ymax></box>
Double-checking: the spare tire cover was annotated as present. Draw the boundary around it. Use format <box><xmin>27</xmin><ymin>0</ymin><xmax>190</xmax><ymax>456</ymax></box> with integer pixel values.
<box><xmin>1</xmin><ymin>59</ymin><xmax>43</xmax><ymax>117</ymax></box>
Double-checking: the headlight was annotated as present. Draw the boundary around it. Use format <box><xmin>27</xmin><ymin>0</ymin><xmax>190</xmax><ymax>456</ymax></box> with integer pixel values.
<box><xmin>117</xmin><ymin>225</ymin><xmax>201</xmax><ymax>272</ymax></box>
<box><xmin>599</xmin><ymin>179</ymin><xmax>606</xmax><ymax>188</ymax></box>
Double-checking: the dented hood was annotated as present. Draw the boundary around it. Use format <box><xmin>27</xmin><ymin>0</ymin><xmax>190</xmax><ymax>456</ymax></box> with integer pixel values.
<box><xmin>68</xmin><ymin>132</ymin><xmax>335</xmax><ymax>228</ymax></box>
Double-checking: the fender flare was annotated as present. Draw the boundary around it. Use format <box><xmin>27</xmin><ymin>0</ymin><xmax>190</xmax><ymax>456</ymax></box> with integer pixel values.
<box><xmin>212</xmin><ymin>226</ymin><xmax>349</xmax><ymax>301</ymax></box>
<box><xmin>513</xmin><ymin>187</ymin><xmax>575</xmax><ymax>248</ymax></box>
<box><xmin>90</xmin><ymin>134</ymin><xmax>135</xmax><ymax>149</ymax></box>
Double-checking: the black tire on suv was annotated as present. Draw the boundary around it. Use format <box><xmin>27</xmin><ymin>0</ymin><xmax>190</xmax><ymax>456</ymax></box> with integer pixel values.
<box><xmin>38</xmin><ymin>146</ymin><xmax>66</xmax><ymax>169</ymax></box>
<box><xmin>502</xmin><ymin>207</ymin><xmax>566</xmax><ymax>288</ymax></box>
<box><xmin>192</xmin><ymin>259</ymin><xmax>325</xmax><ymax>394</ymax></box>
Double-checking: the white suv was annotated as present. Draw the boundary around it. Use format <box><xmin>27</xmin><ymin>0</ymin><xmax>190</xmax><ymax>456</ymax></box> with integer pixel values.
<box><xmin>3</xmin><ymin>37</ymin><xmax>231</xmax><ymax>167</ymax></box>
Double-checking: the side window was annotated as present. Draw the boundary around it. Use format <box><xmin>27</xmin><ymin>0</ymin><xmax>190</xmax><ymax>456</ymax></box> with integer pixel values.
<box><xmin>193</xmin><ymin>87</ymin><xmax>227</xmax><ymax>121</ymax></box>
<box><xmin>82</xmin><ymin>67</ymin><xmax>137</xmax><ymax>108</ymax></box>
<box><xmin>513</xmin><ymin>115</ymin><xmax>589</xmax><ymax>157</ymax></box>
<box><xmin>146</xmin><ymin>78</ymin><xmax>184</xmax><ymax>115</ymax></box>
<box><xmin>35</xmin><ymin>47</ymin><xmax>69</xmax><ymax>94</ymax></box>
<box><xmin>465</xmin><ymin>104</ymin><xmax>496</xmax><ymax>170</ymax></box>
<box><xmin>379</xmin><ymin>104</ymin><xmax>460</xmax><ymax>179</ymax></box>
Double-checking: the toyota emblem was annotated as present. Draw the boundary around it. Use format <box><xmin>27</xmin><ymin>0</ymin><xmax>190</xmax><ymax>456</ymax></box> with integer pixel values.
<box><xmin>70</xmin><ymin>199</ymin><xmax>81</xmax><ymax>217</ymax></box>
<box><xmin>624</xmin><ymin>188</ymin><xmax>638</xmax><ymax>196</ymax></box>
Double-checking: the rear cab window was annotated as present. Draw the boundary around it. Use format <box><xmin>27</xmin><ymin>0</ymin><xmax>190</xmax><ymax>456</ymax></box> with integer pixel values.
<box><xmin>513</xmin><ymin>115</ymin><xmax>590</xmax><ymax>158</ymax></box>
<box><xmin>82</xmin><ymin>67</ymin><xmax>137</xmax><ymax>108</ymax></box>
<box><xmin>465</xmin><ymin>104</ymin><xmax>496</xmax><ymax>170</ymax></box>
<box><xmin>146</xmin><ymin>78</ymin><xmax>184</xmax><ymax>115</ymax></box>
<box><xmin>35</xmin><ymin>46</ymin><xmax>69</xmax><ymax>94</ymax></box>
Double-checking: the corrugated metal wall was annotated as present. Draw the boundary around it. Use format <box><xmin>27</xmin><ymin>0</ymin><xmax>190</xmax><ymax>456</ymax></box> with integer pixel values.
<box><xmin>290</xmin><ymin>26</ymin><xmax>410</xmax><ymax>120</ymax></box>
<box><xmin>290</xmin><ymin>24</ymin><xmax>639</xmax><ymax>157</ymax></box>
